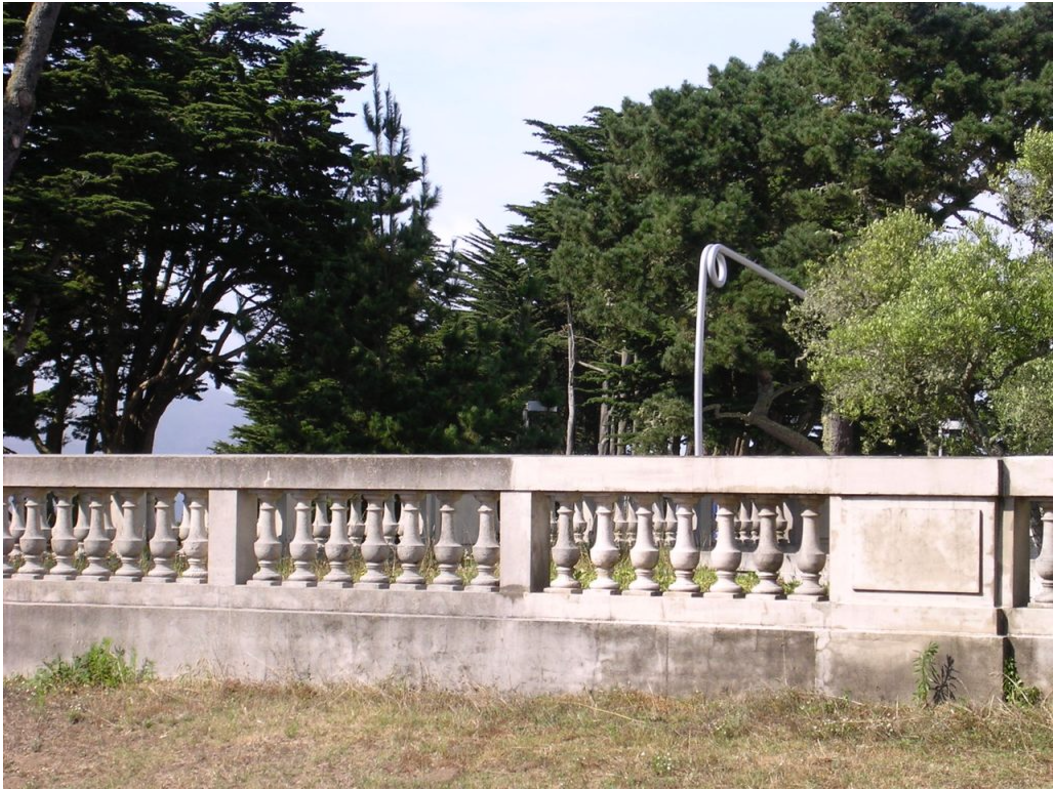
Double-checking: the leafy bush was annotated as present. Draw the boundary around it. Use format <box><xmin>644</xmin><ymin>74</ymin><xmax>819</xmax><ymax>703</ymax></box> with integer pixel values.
<box><xmin>28</xmin><ymin>639</ymin><xmax>154</xmax><ymax>697</ymax></box>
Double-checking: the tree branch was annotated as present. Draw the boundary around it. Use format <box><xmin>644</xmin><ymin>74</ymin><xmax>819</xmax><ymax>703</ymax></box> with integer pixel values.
<box><xmin>3</xmin><ymin>3</ymin><xmax>62</xmax><ymax>186</ymax></box>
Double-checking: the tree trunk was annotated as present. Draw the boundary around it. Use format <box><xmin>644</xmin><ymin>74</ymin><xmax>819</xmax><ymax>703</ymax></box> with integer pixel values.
<box><xmin>597</xmin><ymin>380</ymin><xmax>610</xmax><ymax>455</ymax></box>
<box><xmin>3</xmin><ymin>3</ymin><xmax>61</xmax><ymax>187</ymax></box>
<box><xmin>713</xmin><ymin>372</ymin><xmax>828</xmax><ymax>456</ymax></box>
<box><xmin>616</xmin><ymin>348</ymin><xmax>629</xmax><ymax>455</ymax></box>
<box><xmin>564</xmin><ymin>297</ymin><xmax>576</xmax><ymax>456</ymax></box>
<box><xmin>821</xmin><ymin>408</ymin><xmax>857</xmax><ymax>455</ymax></box>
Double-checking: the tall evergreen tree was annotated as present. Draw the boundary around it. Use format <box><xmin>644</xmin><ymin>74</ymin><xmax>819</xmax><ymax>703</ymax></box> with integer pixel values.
<box><xmin>3</xmin><ymin>2</ymin><xmax>367</xmax><ymax>452</ymax></box>
<box><xmin>219</xmin><ymin>71</ymin><xmax>469</xmax><ymax>453</ymax></box>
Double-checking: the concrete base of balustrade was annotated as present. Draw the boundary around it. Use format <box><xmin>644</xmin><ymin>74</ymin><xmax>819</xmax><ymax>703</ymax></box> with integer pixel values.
<box><xmin>5</xmin><ymin>581</ymin><xmax>1049</xmax><ymax>701</ymax></box>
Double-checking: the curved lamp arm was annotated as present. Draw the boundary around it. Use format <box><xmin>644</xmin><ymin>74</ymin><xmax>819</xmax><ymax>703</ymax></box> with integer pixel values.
<box><xmin>693</xmin><ymin>244</ymin><xmax>806</xmax><ymax>457</ymax></box>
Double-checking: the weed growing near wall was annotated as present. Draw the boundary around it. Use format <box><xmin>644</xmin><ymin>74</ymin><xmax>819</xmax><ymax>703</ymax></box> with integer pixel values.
<box><xmin>21</xmin><ymin>639</ymin><xmax>154</xmax><ymax>699</ymax></box>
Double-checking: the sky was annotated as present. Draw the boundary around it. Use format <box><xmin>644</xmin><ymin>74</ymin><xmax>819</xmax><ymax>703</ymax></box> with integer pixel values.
<box><xmin>5</xmin><ymin>2</ymin><xmax>838</xmax><ymax>454</ymax></box>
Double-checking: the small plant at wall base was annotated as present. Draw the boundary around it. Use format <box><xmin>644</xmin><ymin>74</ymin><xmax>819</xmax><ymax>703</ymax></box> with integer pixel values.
<box><xmin>913</xmin><ymin>641</ymin><xmax>961</xmax><ymax>706</ymax></box>
<box><xmin>1002</xmin><ymin>654</ymin><xmax>1041</xmax><ymax>707</ymax></box>
<box><xmin>25</xmin><ymin>639</ymin><xmax>154</xmax><ymax>698</ymax></box>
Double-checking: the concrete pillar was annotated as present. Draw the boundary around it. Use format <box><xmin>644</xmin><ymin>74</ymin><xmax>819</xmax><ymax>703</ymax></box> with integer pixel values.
<box><xmin>207</xmin><ymin>489</ymin><xmax>260</xmax><ymax>586</ymax></box>
<box><xmin>498</xmin><ymin>491</ymin><xmax>551</xmax><ymax>595</ymax></box>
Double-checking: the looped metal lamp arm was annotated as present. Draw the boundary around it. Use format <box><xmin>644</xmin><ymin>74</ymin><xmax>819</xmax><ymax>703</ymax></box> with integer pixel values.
<box><xmin>693</xmin><ymin>244</ymin><xmax>806</xmax><ymax>457</ymax></box>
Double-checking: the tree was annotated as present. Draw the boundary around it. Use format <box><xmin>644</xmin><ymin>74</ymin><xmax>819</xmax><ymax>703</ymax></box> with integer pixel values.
<box><xmin>789</xmin><ymin>129</ymin><xmax>1053</xmax><ymax>456</ymax></box>
<box><xmin>500</xmin><ymin>2</ymin><xmax>1051</xmax><ymax>456</ymax></box>
<box><xmin>219</xmin><ymin>72</ymin><xmax>473</xmax><ymax>454</ymax></box>
<box><xmin>3</xmin><ymin>3</ymin><xmax>368</xmax><ymax>452</ymax></box>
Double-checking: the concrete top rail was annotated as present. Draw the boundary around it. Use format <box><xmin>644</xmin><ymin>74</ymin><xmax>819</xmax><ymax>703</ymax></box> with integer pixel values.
<box><xmin>3</xmin><ymin>454</ymin><xmax>1049</xmax><ymax>498</ymax></box>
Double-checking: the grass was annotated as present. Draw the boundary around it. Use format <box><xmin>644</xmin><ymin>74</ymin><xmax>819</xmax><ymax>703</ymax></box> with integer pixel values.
<box><xmin>4</xmin><ymin>678</ymin><xmax>1050</xmax><ymax>788</ymax></box>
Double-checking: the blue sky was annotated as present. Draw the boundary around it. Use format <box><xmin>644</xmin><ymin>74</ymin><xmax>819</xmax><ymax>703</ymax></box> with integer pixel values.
<box><xmin>4</xmin><ymin>2</ymin><xmax>845</xmax><ymax>454</ymax></box>
<box><xmin>290</xmin><ymin>2</ymin><xmax>828</xmax><ymax>246</ymax></box>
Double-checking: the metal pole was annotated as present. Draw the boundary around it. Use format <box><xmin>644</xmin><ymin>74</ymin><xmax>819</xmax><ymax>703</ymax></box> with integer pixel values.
<box><xmin>693</xmin><ymin>244</ymin><xmax>806</xmax><ymax>457</ymax></box>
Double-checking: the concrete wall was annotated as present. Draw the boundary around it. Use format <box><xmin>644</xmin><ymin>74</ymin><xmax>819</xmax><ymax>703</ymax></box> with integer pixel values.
<box><xmin>2</xmin><ymin>581</ymin><xmax>1030</xmax><ymax>700</ymax></box>
<box><xmin>4</xmin><ymin>454</ymin><xmax>1051</xmax><ymax>701</ymax></box>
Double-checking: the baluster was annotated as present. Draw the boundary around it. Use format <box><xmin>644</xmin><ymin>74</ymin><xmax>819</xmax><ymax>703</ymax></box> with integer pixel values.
<box><xmin>432</xmin><ymin>494</ymin><xmax>464</xmax><ymax>590</ymax></box>
<box><xmin>105</xmin><ymin>496</ymin><xmax>118</xmax><ymax>542</ymax></box>
<box><xmin>750</xmin><ymin>497</ymin><xmax>785</xmax><ymax>598</ymax></box>
<box><xmin>651</xmin><ymin>501</ymin><xmax>664</xmax><ymax>547</ymax></box>
<box><xmin>47</xmin><ymin>490</ymin><xmax>79</xmax><ymax>581</ymax></box>
<box><xmin>348</xmin><ymin>494</ymin><xmax>364</xmax><ymax>548</ymax></box>
<box><xmin>546</xmin><ymin>500</ymin><xmax>581</xmax><ymax>593</ymax></box>
<box><xmin>626</xmin><ymin>500</ymin><xmax>661</xmax><ymax>596</ymax></box>
<box><xmin>586</xmin><ymin>497</ymin><xmax>621</xmax><ymax>594</ymax></box>
<box><xmin>112</xmin><ymin>491</ymin><xmax>145</xmax><ymax>582</ymax></box>
<box><xmin>626</xmin><ymin>500</ymin><xmax>638</xmax><ymax>549</ymax></box>
<box><xmin>175</xmin><ymin>495</ymin><xmax>189</xmax><ymax>543</ymax></box>
<box><xmin>8</xmin><ymin>491</ymin><xmax>26</xmax><ymax>563</ymax></box>
<box><xmin>1034</xmin><ymin>500</ymin><xmax>1053</xmax><ymax>606</ymax></box>
<box><xmin>614</xmin><ymin>499</ymin><xmax>628</xmax><ymax>549</ymax></box>
<box><xmin>14</xmin><ymin>490</ymin><xmax>48</xmax><ymax>579</ymax></box>
<box><xmin>320</xmin><ymin>494</ymin><xmax>353</xmax><ymax>587</ymax></box>
<box><xmin>469</xmin><ymin>493</ymin><xmax>499</xmax><ymax>591</ymax></box>
<box><xmin>668</xmin><ymin>496</ymin><xmax>700</xmax><ymax>595</ymax></box>
<box><xmin>145</xmin><ymin>490</ymin><xmax>178</xmax><ymax>583</ymax></box>
<box><xmin>285</xmin><ymin>491</ymin><xmax>318</xmax><ymax>587</ymax></box>
<box><xmin>383</xmin><ymin>497</ymin><xmax>399</xmax><ymax>547</ymax></box>
<box><xmin>392</xmin><ymin>492</ymin><xmax>427</xmax><ymax>590</ymax></box>
<box><xmin>664</xmin><ymin>500</ymin><xmax>677</xmax><ymax>548</ymax></box>
<box><xmin>775</xmin><ymin>504</ymin><xmax>790</xmax><ymax>544</ymax></box>
<box><xmin>789</xmin><ymin>496</ymin><xmax>826</xmax><ymax>600</ymax></box>
<box><xmin>358</xmin><ymin>493</ymin><xmax>391</xmax><ymax>589</ymax></box>
<box><xmin>735</xmin><ymin>501</ymin><xmax>750</xmax><ymax>544</ymax></box>
<box><xmin>73</xmin><ymin>495</ymin><xmax>89</xmax><ymax>555</ymax></box>
<box><xmin>179</xmin><ymin>490</ymin><xmax>208</xmax><ymax>584</ymax></box>
<box><xmin>81</xmin><ymin>492</ymin><xmax>113</xmax><ymax>581</ymax></box>
<box><xmin>707</xmin><ymin>495</ymin><xmax>744</xmax><ymax>598</ymax></box>
<box><xmin>3</xmin><ymin>490</ymin><xmax>15</xmax><ymax>577</ymax></box>
<box><xmin>749</xmin><ymin>500</ymin><xmax>761</xmax><ymax>544</ymax></box>
<box><xmin>248</xmin><ymin>492</ymin><xmax>282</xmax><ymax>586</ymax></box>
<box><xmin>313</xmin><ymin>497</ymin><xmax>331</xmax><ymax>551</ymax></box>
<box><xmin>572</xmin><ymin>501</ymin><xmax>587</xmax><ymax>544</ymax></box>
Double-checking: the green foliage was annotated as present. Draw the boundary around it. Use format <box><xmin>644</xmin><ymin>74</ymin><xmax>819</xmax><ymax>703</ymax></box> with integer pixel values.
<box><xmin>4</xmin><ymin>3</ymin><xmax>368</xmax><ymax>452</ymax></box>
<box><xmin>912</xmin><ymin>641</ymin><xmax>961</xmax><ymax>707</ymax></box>
<box><xmin>790</xmin><ymin>202</ymin><xmax>1053</xmax><ymax>455</ymax></box>
<box><xmin>219</xmin><ymin>74</ymin><xmax>534</xmax><ymax>454</ymax></box>
<box><xmin>913</xmin><ymin>641</ymin><xmax>940</xmax><ymax>705</ymax></box>
<box><xmin>7</xmin><ymin>2</ymin><xmax>1050</xmax><ymax>457</ymax></box>
<box><xmin>496</xmin><ymin>2</ymin><xmax>1051</xmax><ymax>456</ymax></box>
<box><xmin>995</xmin><ymin>128</ymin><xmax>1054</xmax><ymax>255</ymax></box>
<box><xmin>28</xmin><ymin>639</ymin><xmax>154</xmax><ymax>697</ymax></box>
<box><xmin>1002</xmin><ymin>654</ymin><xmax>1041</xmax><ymax>707</ymax></box>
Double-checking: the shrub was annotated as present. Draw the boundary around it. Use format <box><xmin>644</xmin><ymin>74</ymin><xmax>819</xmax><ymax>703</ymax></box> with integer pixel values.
<box><xmin>28</xmin><ymin>639</ymin><xmax>154</xmax><ymax>697</ymax></box>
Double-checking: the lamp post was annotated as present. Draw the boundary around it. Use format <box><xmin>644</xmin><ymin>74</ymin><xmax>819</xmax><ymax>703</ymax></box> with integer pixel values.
<box><xmin>694</xmin><ymin>244</ymin><xmax>806</xmax><ymax>457</ymax></box>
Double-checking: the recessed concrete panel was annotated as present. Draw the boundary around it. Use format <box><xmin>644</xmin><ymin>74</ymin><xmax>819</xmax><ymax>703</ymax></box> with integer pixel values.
<box><xmin>816</xmin><ymin>630</ymin><xmax>1004</xmax><ymax>702</ymax></box>
<box><xmin>852</xmin><ymin>507</ymin><xmax>982</xmax><ymax>594</ymax></box>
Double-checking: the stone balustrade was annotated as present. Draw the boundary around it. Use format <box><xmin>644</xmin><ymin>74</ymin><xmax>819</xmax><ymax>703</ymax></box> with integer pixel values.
<box><xmin>3</xmin><ymin>454</ymin><xmax>1051</xmax><ymax>700</ymax></box>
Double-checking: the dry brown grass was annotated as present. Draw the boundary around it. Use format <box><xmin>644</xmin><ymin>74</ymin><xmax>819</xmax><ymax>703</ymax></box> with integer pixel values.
<box><xmin>4</xmin><ymin>677</ymin><xmax>1051</xmax><ymax>788</ymax></box>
